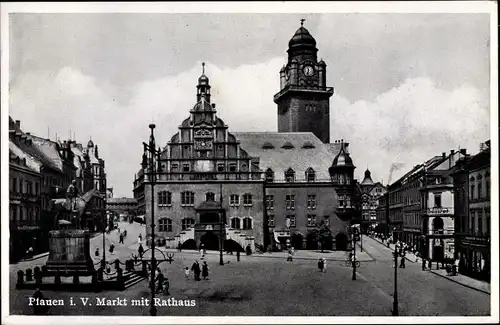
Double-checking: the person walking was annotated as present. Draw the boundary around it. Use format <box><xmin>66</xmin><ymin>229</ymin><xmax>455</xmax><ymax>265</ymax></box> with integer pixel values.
<box><xmin>184</xmin><ymin>267</ymin><xmax>190</xmax><ymax>278</ymax></box>
<box><xmin>95</xmin><ymin>247</ymin><xmax>100</xmax><ymax>257</ymax></box>
<box><xmin>119</xmin><ymin>233</ymin><xmax>124</xmax><ymax>244</ymax></box>
<box><xmin>399</xmin><ymin>251</ymin><xmax>406</xmax><ymax>268</ymax></box>
<box><xmin>138</xmin><ymin>234</ymin><xmax>143</xmax><ymax>245</ymax></box>
<box><xmin>318</xmin><ymin>258</ymin><xmax>324</xmax><ymax>272</ymax></box>
<box><xmin>156</xmin><ymin>271</ymin><xmax>165</xmax><ymax>293</ymax></box>
<box><xmin>138</xmin><ymin>243</ymin><xmax>144</xmax><ymax>258</ymax></box>
<box><xmin>322</xmin><ymin>258</ymin><xmax>327</xmax><ymax>273</ymax></box>
<box><xmin>109</xmin><ymin>243</ymin><xmax>115</xmax><ymax>255</ymax></box>
<box><xmin>163</xmin><ymin>277</ymin><xmax>170</xmax><ymax>295</ymax></box>
<box><xmin>202</xmin><ymin>261</ymin><xmax>209</xmax><ymax>280</ymax></box>
<box><xmin>287</xmin><ymin>247</ymin><xmax>293</xmax><ymax>262</ymax></box>
<box><xmin>191</xmin><ymin>261</ymin><xmax>201</xmax><ymax>281</ymax></box>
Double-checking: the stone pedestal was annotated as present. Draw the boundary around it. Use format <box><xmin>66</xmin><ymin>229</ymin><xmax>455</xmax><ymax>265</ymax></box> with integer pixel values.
<box><xmin>45</xmin><ymin>229</ymin><xmax>95</xmax><ymax>275</ymax></box>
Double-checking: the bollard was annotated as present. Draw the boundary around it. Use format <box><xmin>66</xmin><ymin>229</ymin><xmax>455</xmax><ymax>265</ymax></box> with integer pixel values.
<box><xmin>17</xmin><ymin>270</ymin><xmax>24</xmax><ymax>286</ymax></box>
<box><xmin>26</xmin><ymin>268</ymin><xmax>33</xmax><ymax>282</ymax></box>
<box><xmin>73</xmin><ymin>274</ymin><xmax>80</xmax><ymax>284</ymax></box>
<box><xmin>55</xmin><ymin>271</ymin><xmax>61</xmax><ymax>285</ymax></box>
<box><xmin>33</xmin><ymin>266</ymin><xmax>40</xmax><ymax>279</ymax></box>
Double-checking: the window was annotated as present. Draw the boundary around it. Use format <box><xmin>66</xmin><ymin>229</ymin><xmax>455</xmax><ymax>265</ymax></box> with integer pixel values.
<box><xmin>307</xmin><ymin>195</ymin><xmax>316</xmax><ymax>210</ymax></box>
<box><xmin>265</xmin><ymin>195</ymin><xmax>274</xmax><ymax>210</ymax></box>
<box><xmin>230</xmin><ymin>217</ymin><xmax>241</xmax><ymax>229</ymax></box>
<box><xmin>285</xmin><ymin>168</ymin><xmax>295</xmax><ymax>183</ymax></box>
<box><xmin>470</xmin><ymin>212</ymin><xmax>475</xmax><ymax>235</ymax></box>
<box><xmin>486</xmin><ymin>179</ymin><xmax>490</xmax><ymax>198</ymax></box>
<box><xmin>268</xmin><ymin>215</ymin><xmax>275</xmax><ymax>227</ymax></box>
<box><xmin>478</xmin><ymin>210</ymin><xmax>483</xmax><ymax>235</ymax></box>
<box><xmin>217</xmin><ymin>163</ymin><xmax>225</xmax><ymax>172</ymax></box>
<box><xmin>307</xmin><ymin>215</ymin><xmax>316</xmax><ymax>227</ymax></box>
<box><xmin>181</xmin><ymin>191</ymin><xmax>195</xmax><ymax>206</ymax></box>
<box><xmin>434</xmin><ymin>193</ymin><xmax>442</xmax><ymax>208</ymax></box>
<box><xmin>286</xmin><ymin>215</ymin><xmax>296</xmax><ymax>228</ymax></box>
<box><xmin>306</xmin><ymin>168</ymin><xmax>316</xmax><ymax>182</ymax></box>
<box><xmin>158</xmin><ymin>191</ymin><xmax>172</xmax><ymax>206</ymax></box>
<box><xmin>229</xmin><ymin>164</ymin><xmax>237</xmax><ymax>172</ymax></box>
<box><xmin>159</xmin><ymin>218</ymin><xmax>172</xmax><ymax>232</ymax></box>
<box><xmin>470</xmin><ymin>184</ymin><xmax>475</xmax><ymax>200</ymax></box>
<box><xmin>182</xmin><ymin>218</ymin><xmax>195</xmax><ymax>230</ymax></box>
<box><xmin>285</xmin><ymin>194</ymin><xmax>295</xmax><ymax>210</ymax></box>
<box><xmin>242</xmin><ymin>217</ymin><xmax>253</xmax><ymax>230</ymax></box>
<box><xmin>477</xmin><ymin>180</ymin><xmax>482</xmax><ymax>199</ymax></box>
<box><xmin>12</xmin><ymin>177</ymin><xmax>17</xmax><ymax>192</ymax></box>
<box><xmin>324</xmin><ymin>216</ymin><xmax>330</xmax><ymax>227</ymax></box>
<box><xmin>346</xmin><ymin>196</ymin><xmax>351</xmax><ymax>207</ymax></box>
<box><xmin>171</xmin><ymin>163</ymin><xmax>179</xmax><ymax>171</ymax></box>
<box><xmin>206</xmin><ymin>192</ymin><xmax>215</xmax><ymax>201</ymax></box>
<box><xmin>230</xmin><ymin>194</ymin><xmax>240</xmax><ymax>206</ymax></box>
<box><xmin>243</xmin><ymin>194</ymin><xmax>253</xmax><ymax>206</ymax></box>
<box><xmin>183</xmin><ymin>164</ymin><xmax>190</xmax><ymax>172</ymax></box>
<box><xmin>265</xmin><ymin>168</ymin><xmax>274</xmax><ymax>182</ymax></box>
<box><xmin>338</xmin><ymin>195</ymin><xmax>345</xmax><ymax>208</ymax></box>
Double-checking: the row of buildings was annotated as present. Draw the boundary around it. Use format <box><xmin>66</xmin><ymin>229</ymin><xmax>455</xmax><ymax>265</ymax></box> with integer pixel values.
<box><xmin>375</xmin><ymin>141</ymin><xmax>491</xmax><ymax>282</ymax></box>
<box><xmin>8</xmin><ymin>117</ymin><xmax>107</xmax><ymax>262</ymax></box>
<box><xmin>133</xmin><ymin>23</ymin><xmax>366</xmax><ymax>252</ymax></box>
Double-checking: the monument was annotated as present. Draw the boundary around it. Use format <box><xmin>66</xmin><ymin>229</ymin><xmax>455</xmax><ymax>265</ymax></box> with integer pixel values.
<box><xmin>44</xmin><ymin>181</ymin><xmax>96</xmax><ymax>275</ymax></box>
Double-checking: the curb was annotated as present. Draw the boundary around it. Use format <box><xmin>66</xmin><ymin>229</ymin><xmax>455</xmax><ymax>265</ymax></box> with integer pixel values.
<box><xmin>369</xmin><ymin>237</ymin><xmax>417</xmax><ymax>263</ymax></box>
<box><xmin>429</xmin><ymin>270</ymin><xmax>490</xmax><ymax>295</ymax></box>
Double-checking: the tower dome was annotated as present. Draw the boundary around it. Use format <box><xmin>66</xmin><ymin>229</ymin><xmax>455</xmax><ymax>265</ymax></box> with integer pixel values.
<box><xmin>361</xmin><ymin>169</ymin><xmax>374</xmax><ymax>185</ymax></box>
<box><xmin>331</xmin><ymin>141</ymin><xmax>354</xmax><ymax>167</ymax></box>
<box><xmin>288</xmin><ymin>26</ymin><xmax>317</xmax><ymax>49</ymax></box>
<box><xmin>196</xmin><ymin>62</ymin><xmax>211</xmax><ymax>102</ymax></box>
<box><xmin>198</xmin><ymin>62</ymin><xmax>210</xmax><ymax>85</ymax></box>
<box><xmin>87</xmin><ymin>139</ymin><xmax>94</xmax><ymax>147</ymax></box>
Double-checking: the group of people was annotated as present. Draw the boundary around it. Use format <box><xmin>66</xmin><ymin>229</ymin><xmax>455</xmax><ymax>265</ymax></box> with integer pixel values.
<box><xmin>149</xmin><ymin>268</ymin><xmax>170</xmax><ymax>295</ymax></box>
<box><xmin>186</xmin><ymin>260</ymin><xmax>209</xmax><ymax>281</ymax></box>
<box><xmin>317</xmin><ymin>258</ymin><xmax>328</xmax><ymax>272</ymax></box>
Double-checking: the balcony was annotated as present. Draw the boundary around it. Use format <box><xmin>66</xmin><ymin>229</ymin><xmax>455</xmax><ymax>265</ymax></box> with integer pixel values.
<box><xmin>426</xmin><ymin>207</ymin><xmax>454</xmax><ymax>216</ymax></box>
<box><xmin>274</xmin><ymin>85</ymin><xmax>334</xmax><ymax>102</ymax></box>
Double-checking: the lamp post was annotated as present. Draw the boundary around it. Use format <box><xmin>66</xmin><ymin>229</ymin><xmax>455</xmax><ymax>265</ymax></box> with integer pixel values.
<box><xmin>219</xmin><ymin>184</ymin><xmax>224</xmax><ymax>266</ymax></box>
<box><xmin>352</xmin><ymin>225</ymin><xmax>357</xmax><ymax>281</ymax></box>
<box><xmin>141</xmin><ymin>123</ymin><xmax>159</xmax><ymax>316</ymax></box>
<box><xmin>393</xmin><ymin>228</ymin><xmax>399</xmax><ymax>316</ymax></box>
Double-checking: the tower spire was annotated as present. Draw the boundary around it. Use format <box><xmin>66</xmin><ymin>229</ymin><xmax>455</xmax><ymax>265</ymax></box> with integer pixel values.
<box><xmin>300</xmin><ymin>18</ymin><xmax>305</xmax><ymax>27</ymax></box>
<box><xmin>202</xmin><ymin>62</ymin><xmax>205</xmax><ymax>74</ymax></box>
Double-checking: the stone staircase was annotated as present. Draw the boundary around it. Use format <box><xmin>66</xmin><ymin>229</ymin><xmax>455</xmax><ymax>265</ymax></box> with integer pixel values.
<box><xmin>164</xmin><ymin>225</ymin><xmax>254</xmax><ymax>250</ymax></box>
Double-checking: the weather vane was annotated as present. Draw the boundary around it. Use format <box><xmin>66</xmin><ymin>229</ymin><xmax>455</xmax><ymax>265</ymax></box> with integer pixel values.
<box><xmin>202</xmin><ymin>62</ymin><xmax>205</xmax><ymax>74</ymax></box>
<box><xmin>300</xmin><ymin>19</ymin><xmax>305</xmax><ymax>27</ymax></box>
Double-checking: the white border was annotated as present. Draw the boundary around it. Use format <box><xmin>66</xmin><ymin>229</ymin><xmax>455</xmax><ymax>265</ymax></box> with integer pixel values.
<box><xmin>1</xmin><ymin>2</ymin><xmax>498</xmax><ymax>325</ymax></box>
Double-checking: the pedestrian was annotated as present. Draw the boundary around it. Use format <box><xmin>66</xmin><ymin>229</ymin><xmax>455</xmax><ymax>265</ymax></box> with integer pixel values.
<box><xmin>199</xmin><ymin>243</ymin><xmax>205</xmax><ymax>252</ymax></box>
<box><xmin>422</xmin><ymin>258</ymin><xmax>427</xmax><ymax>271</ymax></box>
<box><xmin>163</xmin><ymin>277</ymin><xmax>170</xmax><ymax>295</ymax></box>
<box><xmin>138</xmin><ymin>234</ymin><xmax>142</xmax><ymax>245</ymax></box>
<box><xmin>178</xmin><ymin>242</ymin><xmax>182</xmax><ymax>252</ymax></box>
<box><xmin>246</xmin><ymin>244</ymin><xmax>252</xmax><ymax>256</ymax></box>
<box><xmin>95</xmin><ymin>247</ymin><xmax>100</xmax><ymax>257</ymax></box>
<box><xmin>202</xmin><ymin>261</ymin><xmax>209</xmax><ymax>280</ymax></box>
<box><xmin>109</xmin><ymin>243</ymin><xmax>115</xmax><ymax>255</ymax></box>
<box><xmin>138</xmin><ymin>244</ymin><xmax>144</xmax><ymax>258</ymax></box>
<box><xmin>156</xmin><ymin>271</ymin><xmax>165</xmax><ymax>293</ymax></box>
<box><xmin>119</xmin><ymin>233</ymin><xmax>124</xmax><ymax>244</ymax></box>
<box><xmin>27</xmin><ymin>246</ymin><xmax>34</xmax><ymax>258</ymax></box>
<box><xmin>399</xmin><ymin>252</ymin><xmax>406</xmax><ymax>268</ymax></box>
<box><xmin>236</xmin><ymin>250</ymin><xmax>240</xmax><ymax>262</ymax></box>
<box><xmin>200</xmin><ymin>250</ymin><xmax>205</xmax><ymax>260</ymax></box>
<box><xmin>428</xmin><ymin>259</ymin><xmax>432</xmax><ymax>270</ymax></box>
<box><xmin>184</xmin><ymin>266</ymin><xmax>190</xmax><ymax>278</ymax></box>
<box><xmin>32</xmin><ymin>288</ymin><xmax>48</xmax><ymax>315</ymax></box>
<box><xmin>322</xmin><ymin>258</ymin><xmax>327</xmax><ymax>273</ymax></box>
<box><xmin>191</xmin><ymin>261</ymin><xmax>201</xmax><ymax>281</ymax></box>
<box><xmin>287</xmin><ymin>248</ymin><xmax>293</xmax><ymax>262</ymax></box>
<box><xmin>318</xmin><ymin>258</ymin><xmax>324</xmax><ymax>272</ymax></box>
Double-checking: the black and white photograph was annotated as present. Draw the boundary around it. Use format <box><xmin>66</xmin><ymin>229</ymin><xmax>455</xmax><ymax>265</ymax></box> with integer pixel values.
<box><xmin>1</xmin><ymin>2</ymin><xmax>498</xmax><ymax>324</ymax></box>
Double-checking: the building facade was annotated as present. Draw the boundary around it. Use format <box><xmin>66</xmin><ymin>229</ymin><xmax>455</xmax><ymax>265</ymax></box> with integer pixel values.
<box><xmin>359</xmin><ymin>169</ymin><xmax>386</xmax><ymax>233</ymax></box>
<box><xmin>451</xmin><ymin>141</ymin><xmax>490</xmax><ymax>281</ymax></box>
<box><xmin>137</xmin><ymin>23</ymin><xmax>360</xmax><ymax>252</ymax></box>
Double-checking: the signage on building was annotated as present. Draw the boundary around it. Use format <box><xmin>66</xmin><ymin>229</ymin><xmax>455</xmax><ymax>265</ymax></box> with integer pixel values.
<box><xmin>427</xmin><ymin>207</ymin><xmax>450</xmax><ymax>215</ymax></box>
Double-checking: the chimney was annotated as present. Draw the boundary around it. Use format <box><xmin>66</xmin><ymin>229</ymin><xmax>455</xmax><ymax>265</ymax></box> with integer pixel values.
<box><xmin>15</xmin><ymin>120</ymin><xmax>20</xmax><ymax>129</ymax></box>
<box><xmin>442</xmin><ymin>152</ymin><xmax>446</xmax><ymax>159</ymax></box>
<box><xmin>449</xmin><ymin>150</ymin><xmax>455</xmax><ymax>168</ymax></box>
<box><xmin>211</xmin><ymin>103</ymin><xmax>216</xmax><ymax>109</ymax></box>
<box><xmin>460</xmin><ymin>148</ymin><xmax>467</xmax><ymax>156</ymax></box>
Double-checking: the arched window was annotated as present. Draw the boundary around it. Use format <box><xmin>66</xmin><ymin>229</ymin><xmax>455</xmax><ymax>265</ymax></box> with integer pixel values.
<box><xmin>265</xmin><ymin>168</ymin><xmax>275</xmax><ymax>182</ymax></box>
<box><xmin>285</xmin><ymin>168</ymin><xmax>295</xmax><ymax>183</ymax></box>
<box><xmin>242</xmin><ymin>217</ymin><xmax>253</xmax><ymax>230</ymax></box>
<box><xmin>477</xmin><ymin>175</ymin><xmax>483</xmax><ymax>199</ymax></box>
<box><xmin>305</xmin><ymin>168</ymin><xmax>316</xmax><ymax>182</ymax></box>
<box><xmin>469</xmin><ymin>177</ymin><xmax>475</xmax><ymax>200</ymax></box>
<box><xmin>432</xmin><ymin>217</ymin><xmax>444</xmax><ymax>234</ymax></box>
<box><xmin>206</xmin><ymin>192</ymin><xmax>215</xmax><ymax>201</ymax></box>
<box><xmin>230</xmin><ymin>217</ymin><xmax>241</xmax><ymax>229</ymax></box>
<box><xmin>243</xmin><ymin>194</ymin><xmax>253</xmax><ymax>206</ymax></box>
<box><xmin>159</xmin><ymin>218</ymin><xmax>172</xmax><ymax>232</ymax></box>
<box><xmin>181</xmin><ymin>218</ymin><xmax>195</xmax><ymax>230</ymax></box>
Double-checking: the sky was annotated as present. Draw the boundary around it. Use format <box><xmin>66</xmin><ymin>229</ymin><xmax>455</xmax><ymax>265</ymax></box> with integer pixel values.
<box><xmin>8</xmin><ymin>12</ymin><xmax>491</xmax><ymax>197</ymax></box>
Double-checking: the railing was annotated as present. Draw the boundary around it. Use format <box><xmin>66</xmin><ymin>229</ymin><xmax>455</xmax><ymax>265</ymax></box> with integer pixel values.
<box><xmin>274</xmin><ymin>85</ymin><xmax>334</xmax><ymax>101</ymax></box>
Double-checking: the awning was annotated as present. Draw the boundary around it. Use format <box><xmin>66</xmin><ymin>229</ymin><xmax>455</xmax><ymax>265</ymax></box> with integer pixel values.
<box><xmin>58</xmin><ymin>220</ymin><xmax>72</xmax><ymax>225</ymax></box>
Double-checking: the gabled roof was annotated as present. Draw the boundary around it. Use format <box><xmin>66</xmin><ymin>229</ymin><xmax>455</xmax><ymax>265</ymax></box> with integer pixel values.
<box><xmin>9</xmin><ymin>141</ymin><xmax>43</xmax><ymax>173</ymax></box>
<box><xmin>233</xmin><ymin>132</ymin><xmax>339</xmax><ymax>181</ymax></box>
<box><xmin>30</xmin><ymin>135</ymin><xmax>63</xmax><ymax>171</ymax></box>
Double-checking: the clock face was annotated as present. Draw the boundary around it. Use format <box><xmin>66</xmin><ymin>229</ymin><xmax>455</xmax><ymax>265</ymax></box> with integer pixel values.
<box><xmin>303</xmin><ymin>65</ymin><xmax>314</xmax><ymax>76</ymax></box>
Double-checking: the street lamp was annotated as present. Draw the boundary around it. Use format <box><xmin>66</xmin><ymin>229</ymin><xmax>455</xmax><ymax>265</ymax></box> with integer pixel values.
<box><xmin>218</xmin><ymin>184</ymin><xmax>225</xmax><ymax>266</ymax></box>
<box><xmin>351</xmin><ymin>225</ymin><xmax>357</xmax><ymax>281</ymax></box>
<box><xmin>393</xmin><ymin>230</ymin><xmax>399</xmax><ymax>316</ymax></box>
<box><xmin>141</xmin><ymin>123</ymin><xmax>159</xmax><ymax>316</ymax></box>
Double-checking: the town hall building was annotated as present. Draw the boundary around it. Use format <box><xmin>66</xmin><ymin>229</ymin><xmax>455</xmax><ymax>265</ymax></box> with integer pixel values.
<box><xmin>134</xmin><ymin>22</ymin><xmax>360</xmax><ymax>252</ymax></box>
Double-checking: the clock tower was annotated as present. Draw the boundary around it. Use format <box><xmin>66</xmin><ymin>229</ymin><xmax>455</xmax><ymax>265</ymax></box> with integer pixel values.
<box><xmin>274</xmin><ymin>20</ymin><xmax>334</xmax><ymax>143</ymax></box>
